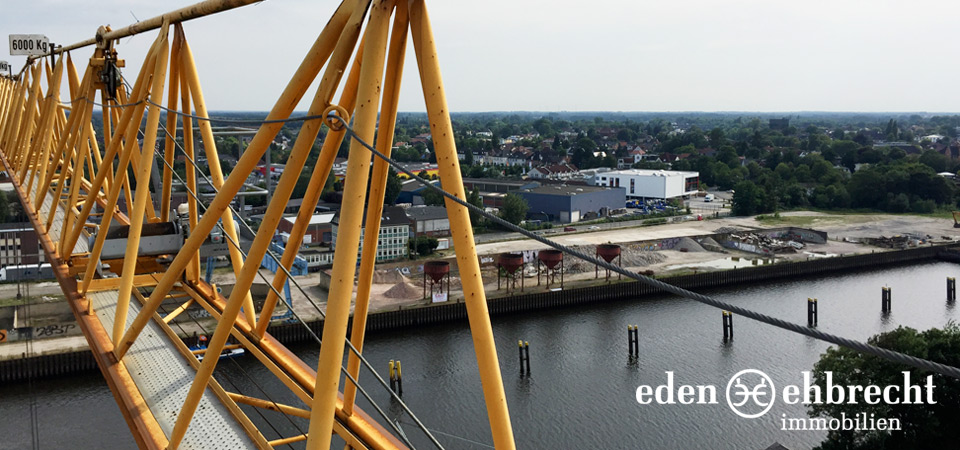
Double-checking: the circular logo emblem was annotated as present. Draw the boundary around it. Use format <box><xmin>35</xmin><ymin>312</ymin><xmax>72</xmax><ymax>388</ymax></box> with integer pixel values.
<box><xmin>725</xmin><ymin>369</ymin><xmax>775</xmax><ymax>419</ymax></box>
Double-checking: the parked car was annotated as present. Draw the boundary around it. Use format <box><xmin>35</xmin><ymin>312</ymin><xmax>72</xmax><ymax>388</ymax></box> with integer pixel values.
<box><xmin>564</xmin><ymin>226</ymin><xmax>576</xmax><ymax>232</ymax></box>
<box><xmin>587</xmin><ymin>225</ymin><xmax>600</xmax><ymax>230</ymax></box>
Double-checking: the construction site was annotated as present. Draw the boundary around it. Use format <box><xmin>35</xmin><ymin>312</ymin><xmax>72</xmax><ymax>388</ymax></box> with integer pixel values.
<box><xmin>286</xmin><ymin>211</ymin><xmax>958</xmax><ymax>316</ymax></box>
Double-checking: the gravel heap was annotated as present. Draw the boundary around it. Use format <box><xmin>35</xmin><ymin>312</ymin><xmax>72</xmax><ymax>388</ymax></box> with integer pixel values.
<box><xmin>697</xmin><ymin>237</ymin><xmax>726</xmax><ymax>252</ymax></box>
<box><xmin>713</xmin><ymin>227</ymin><xmax>743</xmax><ymax>234</ymax></box>
<box><xmin>675</xmin><ymin>237</ymin><xmax>706</xmax><ymax>252</ymax></box>
<box><xmin>383</xmin><ymin>281</ymin><xmax>421</xmax><ymax>299</ymax></box>
<box><xmin>373</xmin><ymin>268</ymin><xmax>405</xmax><ymax>284</ymax></box>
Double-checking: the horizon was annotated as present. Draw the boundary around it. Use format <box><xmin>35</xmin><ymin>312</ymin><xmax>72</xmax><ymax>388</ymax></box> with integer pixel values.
<box><xmin>5</xmin><ymin>0</ymin><xmax>960</xmax><ymax>112</ymax></box>
<box><xmin>200</xmin><ymin>110</ymin><xmax>960</xmax><ymax>115</ymax></box>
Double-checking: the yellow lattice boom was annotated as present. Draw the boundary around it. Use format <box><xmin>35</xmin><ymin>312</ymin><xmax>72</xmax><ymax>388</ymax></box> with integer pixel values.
<box><xmin>0</xmin><ymin>1</ymin><xmax>515</xmax><ymax>448</ymax></box>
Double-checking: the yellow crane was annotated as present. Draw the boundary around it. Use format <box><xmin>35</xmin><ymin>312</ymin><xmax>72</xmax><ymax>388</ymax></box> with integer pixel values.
<box><xmin>0</xmin><ymin>1</ymin><xmax>515</xmax><ymax>448</ymax></box>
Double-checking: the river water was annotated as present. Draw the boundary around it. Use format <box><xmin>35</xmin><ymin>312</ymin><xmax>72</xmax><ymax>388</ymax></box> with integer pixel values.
<box><xmin>2</xmin><ymin>261</ymin><xmax>958</xmax><ymax>449</ymax></box>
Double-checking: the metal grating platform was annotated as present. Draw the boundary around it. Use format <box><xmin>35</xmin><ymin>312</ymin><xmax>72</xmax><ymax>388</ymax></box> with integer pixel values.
<box><xmin>28</xmin><ymin>176</ymin><xmax>88</xmax><ymax>254</ymax></box>
<box><xmin>88</xmin><ymin>290</ymin><xmax>256</xmax><ymax>449</ymax></box>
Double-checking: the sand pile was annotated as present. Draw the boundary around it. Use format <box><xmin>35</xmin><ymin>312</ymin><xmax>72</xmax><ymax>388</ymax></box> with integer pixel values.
<box><xmin>383</xmin><ymin>281</ymin><xmax>421</xmax><ymax>299</ymax></box>
<box><xmin>622</xmin><ymin>251</ymin><xmax>667</xmax><ymax>267</ymax></box>
<box><xmin>564</xmin><ymin>261</ymin><xmax>590</xmax><ymax>274</ymax></box>
<box><xmin>560</xmin><ymin>247</ymin><xmax>667</xmax><ymax>273</ymax></box>
<box><xmin>698</xmin><ymin>237</ymin><xmax>726</xmax><ymax>252</ymax></box>
<box><xmin>675</xmin><ymin>237</ymin><xmax>706</xmax><ymax>252</ymax></box>
<box><xmin>373</xmin><ymin>268</ymin><xmax>405</xmax><ymax>284</ymax></box>
<box><xmin>412</xmin><ymin>275</ymin><xmax>463</xmax><ymax>291</ymax></box>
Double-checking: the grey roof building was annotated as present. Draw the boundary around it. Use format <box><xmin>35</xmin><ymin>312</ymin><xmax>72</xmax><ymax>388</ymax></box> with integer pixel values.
<box><xmin>403</xmin><ymin>205</ymin><xmax>451</xmax><ymax>237</ymax></box>
<box><xmin>515</xmin><ymin>184</ymin><xmax>626</xmax><ymax>223</ymax></box>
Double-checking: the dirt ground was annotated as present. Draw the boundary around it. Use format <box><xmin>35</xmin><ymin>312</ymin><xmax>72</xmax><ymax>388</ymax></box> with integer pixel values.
<box><xmin>298</xmin><ymin>212</ymin><xmax>958</xmax><ymax>315</ymax></box>
<box><xmin>6</xmin><ymin>212</ymin><xmax>954</xmax><ymax>320</ymax></box>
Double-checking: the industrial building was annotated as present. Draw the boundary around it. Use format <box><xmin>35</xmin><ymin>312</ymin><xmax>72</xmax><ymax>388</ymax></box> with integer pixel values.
<box><xmin>594</xmin><ymin>169</ymin><xmax>699</xmax><ymax>200</ymax></box>
<box><xmin>462</xmin><ymin>178</ymin><xmax>536</xmax><ymax>208</ymax></box>
<box><xmin>277</xmin><ymin>212</ymin><xmax>335</xmax><ymax>245</ymax></box>
<box><xmin>404</xmin><ymin>205</ymin><xmax>451</xmax><ymax>237</ymax></box>
<box><xmin>331</xmin><ymin>205</ymin><xmax>411</xmax><ymax>262</ymax></box>
<box><xmin>515</xmin><ymin>184</ymin><xmax>625</xmax><ymax>223</ymax></box>
<box><xmin>0</xmin><ymin>223</ymin><xmax>41</xmax><ymax>266</ymax></box>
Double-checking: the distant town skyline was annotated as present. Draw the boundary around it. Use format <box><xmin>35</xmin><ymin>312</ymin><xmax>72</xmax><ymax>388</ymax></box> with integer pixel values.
<box><xmin>3</xmin><ymin>0</ymin><xmax>959</xmax><ymax>113</ymax></box>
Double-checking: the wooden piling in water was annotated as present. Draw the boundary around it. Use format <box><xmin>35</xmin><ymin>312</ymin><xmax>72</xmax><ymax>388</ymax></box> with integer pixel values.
<box><xmin>389</xmin><ymin>359</ymin><xmax>396</xmax><ymax>393</ymax></box>
<box><xmin>524</xmin><ymin>341</ymin><xmax>530</xmax><ymax>374</ymax></box>
<box><xmin>396</xmin><ymin>360</ymin><xmax>403</xmax><ymax>397</ymax></box>
<box><xmin>518</xmin><ymin>340</ymin><xmax>525</xmax><ymax>376</ymax></box>
<box><xmin>807</xmin><ymin>298</ymin><xmax>818</xmax><ymax>327</ymax></box>
<box><xmin>722</xmin><ymin>311</ymin><xmax>733</xmax><ymax>341</ymax></box>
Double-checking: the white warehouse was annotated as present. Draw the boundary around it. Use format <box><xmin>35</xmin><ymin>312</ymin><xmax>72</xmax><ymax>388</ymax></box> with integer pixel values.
<box><xmin>594</xmin><ymin>169</ymin><xmax>700</xmax><ymax>200</ymax></box>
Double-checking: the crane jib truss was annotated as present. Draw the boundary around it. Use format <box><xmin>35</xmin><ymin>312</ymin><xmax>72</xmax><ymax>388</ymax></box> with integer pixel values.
<box><xmin>0</xmin><ymin>1</ymin><xmax>517</xmax><ymax>449</ymax></box>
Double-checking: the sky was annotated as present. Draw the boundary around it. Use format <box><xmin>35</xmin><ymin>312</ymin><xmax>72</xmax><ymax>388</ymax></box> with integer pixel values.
<box><xmin>3</xmin><ymin>0</ymin><xmax>960</xmax><ymax>113</ymax></box>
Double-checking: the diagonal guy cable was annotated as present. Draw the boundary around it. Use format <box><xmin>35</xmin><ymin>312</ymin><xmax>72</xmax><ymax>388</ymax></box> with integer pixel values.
<box><xmin>110</xmin><ymin>71</ymin><xmax>442</xmax><ymax>448</ymax></box>
<box><xmin>144</xmin><ymin>122</ymin><xmax>433</xmax><ymax>450</ymax></box>
<box><xmin>327</xmin><ymin>112</ymin><xmax>960</xmax><ymax>381</ymax></box>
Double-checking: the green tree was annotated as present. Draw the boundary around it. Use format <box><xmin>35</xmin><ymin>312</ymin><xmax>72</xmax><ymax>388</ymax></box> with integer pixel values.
<box><xmin>884</xmin><ymin>119</ymin><xmax>898</xmax><ymax>140</ymax></box>
<box><xmin>291</xmin><ymin>168</ymin><xmax>313</xmax><ymax>199</ymax></box>
<box><xmin>420</xmin><ymin>184</ymin><xmax>444</xmax><ymax>206</ymax></box>
<box><xmin>0</xmin><ymin>190</ymin><xmax>9</xmax><ymax>223</ymax></box>
<box><xmin>616</xmin><ymin>128</ymin><xmax>637</xmax><ymax>142</ymax></box>
<box><xmin>499</xmin><ymin>193</ymin><xmax>529</xmax><ymax>225</ymax></box>
<box><xmin>781</xmin><ymin>183</ymin><xmax>809</xmax><ymax>208</ymax></box>
<box><xmin>731</xmin><ymin>180</ymin><xmax>762</xmax><ymax>216</ymax></box>
<box><xmin>919</xmin><ymin>150</ymin><xmax>948</xmax><ymax>173</ymax></box>
<box><xmin>533</xmin><ymin>118</ymin><xmax>554</xmax><ymax>137</ymax></box>
<box><xmin>887</xmin><ymin>192</ymin><xmax>910</xmax><ymax>213</ymax></box>
<box><xmin>848</xmin><ymin>169</ymin><xmax>885</xmax><ymax>208</ymax></box>
<box><xmin>575</xmin><ymin>137</ymin><xmax>598</xmax><ymax>153</ymax></box>
<box><xmin>810</xmin><ymin>324</ymin><xmax>960</xmax><ymax>450</ymax></box>
<box><xmin>467</xmin><ymin>188</ymin><xmax>484</xmax><ymax>225</ymax></box>
<box><xmin>409</xmin><ymin>235</ymin><xmax>440</xmax><ymax>256</ymax></box>
<box><xmin>384</xmin><ymin>169</ymin><xmax>402</xmax><ymax>205</ymax></box>
<box><xmin>717</xmin><ymin>146</ymin><xmax>740</xmax><ymax>168</ymax></box>
<box><xmin>708</xmin><ymin>127</ymin><xmax>726</xmax><ymax>148</ymax></box>
<box><xmin>794</xmin><ymin>164</ymin><xmax>811</xmax><ymax>183</ymax></box>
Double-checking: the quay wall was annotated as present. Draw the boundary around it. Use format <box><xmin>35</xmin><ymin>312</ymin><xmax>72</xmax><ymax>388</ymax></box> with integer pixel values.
<box><xmin>2</xmin><ymin>244</ymin><xmax>957</xmax><ymax>382</ymax></box>
<box><xmin>271</xmin><ymin>244</ymin><xmax>956</xmax><ymax>340</ymax></box>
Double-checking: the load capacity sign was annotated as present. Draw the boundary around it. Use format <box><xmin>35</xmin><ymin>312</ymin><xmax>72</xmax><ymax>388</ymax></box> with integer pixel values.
<box><xmin>9</xmin><ymin>34</ymin><xmax>49</xmax><ymax>56</ymax></box>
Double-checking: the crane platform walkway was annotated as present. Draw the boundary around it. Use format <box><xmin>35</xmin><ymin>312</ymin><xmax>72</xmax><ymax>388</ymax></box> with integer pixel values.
<box><xmin>0</xmin><ymin>1</ymin><xmax>515</xmax><ymax>447</ymax></box>
<box><xmin>88</xmin><ymin>289</ymin><xmax>258</xmax><ymax>449</ymax></box>
<box><xmin>27</xmin><ymin>179</ymin><xmax>89</xmax><ymax>254</ymax></box>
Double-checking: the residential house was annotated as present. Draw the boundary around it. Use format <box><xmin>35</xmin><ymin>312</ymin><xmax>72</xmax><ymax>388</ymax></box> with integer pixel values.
<box><xmin>527</xmin><ymin>163</ymin><xmax>579</xmax><ymax>180</ymax></box>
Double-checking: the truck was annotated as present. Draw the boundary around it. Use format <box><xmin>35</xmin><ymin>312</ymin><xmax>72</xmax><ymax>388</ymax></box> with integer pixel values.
<box><xmin>704</xmin><ymin>194</ymin><xmax>715</xmax><ymax>202</ymax></box>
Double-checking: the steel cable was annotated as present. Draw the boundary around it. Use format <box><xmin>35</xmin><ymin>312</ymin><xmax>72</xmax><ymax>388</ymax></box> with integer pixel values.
<box><xmin>325</xmin><ymin>112</ymin><xmax>960</xmax><ymax>381</ymax></box>
<box><xmin>107</xmin><ymin>72</ymin><xmax>443</xmax><ymax>448</ymax></box>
